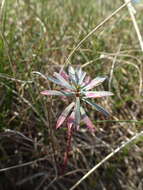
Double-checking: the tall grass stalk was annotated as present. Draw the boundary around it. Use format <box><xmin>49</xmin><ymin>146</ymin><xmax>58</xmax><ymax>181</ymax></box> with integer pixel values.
<box><xmin>124</xmin><ymin>0</ymin><xmax>143</xmax><ymax>51</ymax></box>
<box><xmin>70</xmin><ymin>131</ymin><xmax>143</xmax><ymax>190</ymax></box>
<box><xmin>65</xmin><ymin>0</ymin><xmax>132</xmax><ymax>65</ymax></box>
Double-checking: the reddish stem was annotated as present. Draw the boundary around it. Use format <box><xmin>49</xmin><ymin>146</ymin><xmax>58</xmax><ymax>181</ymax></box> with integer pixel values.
<box><xmin>61</xmin><ymin>127</ymin><xmax>73</xmax><ymax>175</ymax></box>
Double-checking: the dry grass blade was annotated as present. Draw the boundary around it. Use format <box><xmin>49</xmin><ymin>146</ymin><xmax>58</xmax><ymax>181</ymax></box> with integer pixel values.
<box><xmin>124</xmin><ymin>0</ymin><xmax>143</xmax><ymax>51</ymax></box>
<box><xmin>16</xmin><ymin>172</ymin><xmax>48</xmax><ymax>186</ymax></box>
<box><xmin>0</xmin><ymin>0</ymin><xmax>5</xmax><ymax>19</ymax></box>
<box><xmin>70</xmin><ymin>131</ymin><xmax>143</xmax><ymax>190</ymax></box>
<box><xmin>108</xmin><ymin>44</ymin><xmax>122</xmax><ymax>91</ymax></box>
<box><xmin>0</xmin><ymin>156</ymin><xmax>49</xmax><ymax>173</ymax></box>
<box><xmin>1</xmin><ymin>129</ymin><xmax>34</xmax><ymax>143</ymax></box>
<box><xmin>104</xmin><ymin>55</ymin><xmax>143</xmax><ymax>96</ymax></box>
<box><xmin>0</xmin><ymin>73</ymin><xmax>33</xmax><ymax>83</ymax></box>
<box><xmin>65</xmin><ymin>0</ymin><xmax>132</xmax><ymax>65</ymax></box>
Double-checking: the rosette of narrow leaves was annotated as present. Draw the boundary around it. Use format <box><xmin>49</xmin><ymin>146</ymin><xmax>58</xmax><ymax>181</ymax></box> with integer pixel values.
<box><xmin>41</xmin><ymin>66</ymin><xmax>113</xmax><ymax>132</ymax></box>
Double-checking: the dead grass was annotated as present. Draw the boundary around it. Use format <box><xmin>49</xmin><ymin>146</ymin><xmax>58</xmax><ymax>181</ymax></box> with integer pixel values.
<box><xmin>0</xmin><ymin>0</ymin><xmax>143</xmax><ymax>189</ymax></box>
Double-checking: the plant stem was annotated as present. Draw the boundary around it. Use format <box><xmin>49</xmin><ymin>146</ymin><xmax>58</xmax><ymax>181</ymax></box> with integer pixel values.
<box><xmin>61</xmin><ymin>127</ymin><xmax>73</xmax><ymax>175</ymax></box>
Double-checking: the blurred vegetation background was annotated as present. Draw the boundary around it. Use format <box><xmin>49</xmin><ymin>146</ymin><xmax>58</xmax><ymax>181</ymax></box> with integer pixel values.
<box><xmin>0</xmin><ymin>0</ymin><xmax>143</xmax><ymax>189</ymax></box>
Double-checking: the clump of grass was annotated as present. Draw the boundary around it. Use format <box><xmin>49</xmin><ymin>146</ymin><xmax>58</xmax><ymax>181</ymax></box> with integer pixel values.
<box><xmin>0</xmin><ymin>0</ymin><xmax>143</xmax><ymax>189</ymax></box>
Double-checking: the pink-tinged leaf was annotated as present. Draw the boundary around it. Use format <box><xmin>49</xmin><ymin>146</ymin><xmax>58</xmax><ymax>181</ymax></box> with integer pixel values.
<box><xmin>41</xmin><ymin>90</ymin><xmax>72</xmax><ymax>97</ymax></box>
<box><xmin>78</xmin><ymin>71</ymin><xmax>86</xmax><ymax>85</ymax></box>
<box><xmin>84</xmin><ymin>91</ymin><xmax>114</xmax><ymax>98</ymax></box>
<box><xmin>67</xmin><ymin>111</ymin><xmax>75</xmax><ymax>130</ymax></box>
<box><xmin>84</xmin><ymin>76</ymin><xmax>91</xmax><ymax>84</ymax></box>
<box><xmin>81</xmin><ymin>76</ymin><xmax>91</xmax><ymax>88</ymax></box>
<box><xmin>75</xmin><ymin>67</ymin><xmax>85</xmax><ymax>85</ymax></box>
<box><xmin>54</xmin><ymin>72</ymin><xmax>75</xmax><ymax>90</ymax></box>
<box><xmin>47</xmin><ymin>76</ymin><xmax>62</xmax><ymax>85</ymax></box>
<box><xmin>76</xmin><ymin>67</ymin><xmax>82</xmax><ymax>77</ymax></box>
<box><xmin>83</xmin><ymin>77</ymin><xmax>107</xmax><ymax>90</ymax></box>
<box><xmin>56</xmin><ymin>102</ymin><xmax>75</xmax><ymax>129</ymax></box>
<box><xmin>41</xmin><ymin>90</ymin><xmax>64</xmax><ymax>96</ymax></box>
<box><xmin>61</xmin><ymin>90</ymin><xmax>74</xmax><ymax>96</ymax></box>
<box><xmin>60</xmin><ymin>70</ymin><xmax>69</xmax><ymax>80</ymax></box>
<box><xmin>68</xmin><ymin>66</ymin><xmax>77</xmax><ymax>84</ymax></box>
<box><xmin>76</xmin><ymin>125</ymin><xmax>80</xmax><ymax>130</ymax></box>
<box><xmin>80</xmin><ymin>107</ymin><xmax>95</xmax><ymax>132</ymax></box>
